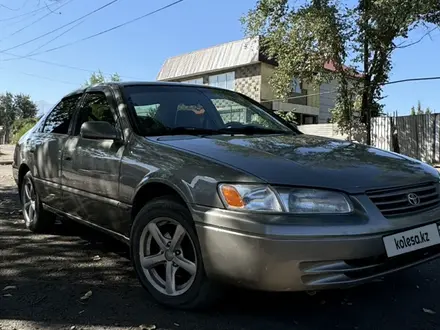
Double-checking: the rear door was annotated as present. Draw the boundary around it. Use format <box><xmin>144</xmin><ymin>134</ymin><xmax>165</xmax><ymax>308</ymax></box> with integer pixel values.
<box><xmin>32</xmin><ymin>94</ymin><xmax>82</xmax><ymax>211</ymax></box>
<box><xmin>61</xmin><ymin>86</ymin><xmax>126</xmax><ymax>231</ymax></box>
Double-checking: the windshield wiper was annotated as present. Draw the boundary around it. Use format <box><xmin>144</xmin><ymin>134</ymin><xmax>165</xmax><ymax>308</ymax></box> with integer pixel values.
<box><xmin>218</xmin><ymin>125</ymin><xmax>291</xmax><ymax>135</ymax></box>
<box><xmin>162</xmin><ymin>127</ymin><xmax>220</xmax><ymax>136</ymax></box>
<box><xmin>154</xmin><ymin>125</ymin><xmax>291</xmax><ymax>137</ymax></box>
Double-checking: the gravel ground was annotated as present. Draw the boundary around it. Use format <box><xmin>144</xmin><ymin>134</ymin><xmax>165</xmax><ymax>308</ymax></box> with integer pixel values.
<box><xmin>2</xmin><ymin>164</ymin><xmax>440</xmax><ymax>330</ymax></box>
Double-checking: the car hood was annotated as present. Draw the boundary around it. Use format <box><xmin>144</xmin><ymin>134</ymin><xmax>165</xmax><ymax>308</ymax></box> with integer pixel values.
<box><xmin>155</xmin><ymin>134</ymin><xmax>439</xmax><ymax>192</ymax></box>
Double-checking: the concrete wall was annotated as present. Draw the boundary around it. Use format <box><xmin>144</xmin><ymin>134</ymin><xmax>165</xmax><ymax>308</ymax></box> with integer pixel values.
<box><xmin>299</xmin><ymin>123</ymin><xmax>348</xmax><ymax>140</ymax></box>
<box><xmin>260</xmin><ymin>62</ymin><xmax>275</xmax><ymax>101</ymax></box>
<box><xmin>302</xmin><ymin>81</ymin><xmax>320</xmax><ymax>108</ymax></box>
<box><xmin>318</xmin><ymin>80</ymin><xmax>338</xmax><ymax>123</ymax></box>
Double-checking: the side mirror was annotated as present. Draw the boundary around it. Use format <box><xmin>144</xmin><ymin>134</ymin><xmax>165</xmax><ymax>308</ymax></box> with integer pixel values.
<box><xmin>80</xmin><ymin>121</ymin><xmax>120</xmax><ymax>140</ymax></box>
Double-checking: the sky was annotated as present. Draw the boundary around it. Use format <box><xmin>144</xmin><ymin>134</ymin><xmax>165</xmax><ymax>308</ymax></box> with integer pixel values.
<box><xmin>0</xmin><ymin>0</ymin><xmax>439</xmax><ymax>116</ymax></box>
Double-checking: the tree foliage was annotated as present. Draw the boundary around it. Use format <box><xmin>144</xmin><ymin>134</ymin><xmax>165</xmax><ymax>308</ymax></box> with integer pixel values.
<box><xmin>13</xmin><ymin>94</ymin><xmax>38</xmax><ymax>118</ymax></box>
<box><xmin>11</xmin><ymin>118</ymin><xmax>38</xmax><ymax>144</ymax></box>
<box><xmin>83</xmin><ymin>70</ymin><xmax>121</xmax><ymax>87</ymax></box>
<box><xmin>242</xmin><ymin>0</ymin><xmax>440</xmax><ymax>143</ymax></box>
<box><xmin>275</xmin><ymin>111</ymin><xmax>298</xmax><ymax>124</ymax></box>
<box><xmin>0</xmin><ymin>92</ymin><xmax>38</xmax><ymax>143</ymax></box>
<box><xmin>411</xmin><ymin>101</ymin><xmax>434</xmax><ymax>115</ymax></box>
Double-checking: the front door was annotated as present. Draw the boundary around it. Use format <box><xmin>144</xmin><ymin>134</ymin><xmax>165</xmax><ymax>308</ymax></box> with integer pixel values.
<box><xmin>61</xmin><ymin>87</ymin><xmax>126</xmax><ymax>232</ymax></box>
<box><xmin>31</xmin><ymin>94</ymin><xmax>82</xmax><ymax>211</ymax></box>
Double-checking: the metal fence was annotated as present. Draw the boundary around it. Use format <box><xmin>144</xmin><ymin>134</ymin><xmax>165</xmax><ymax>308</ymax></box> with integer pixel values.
<box><xmin>300</xmin><ymin>114</ymin><xmax>440</xmax><ymax>164</ymax></box>
<box><xmin>371</xmin><ymin>114</ymin><xmax>440</xmax><ymax>164</ymax></box>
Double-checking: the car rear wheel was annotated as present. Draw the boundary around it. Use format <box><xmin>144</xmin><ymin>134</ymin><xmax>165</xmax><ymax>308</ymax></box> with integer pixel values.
<box><xmin>130</xmin><ymin>196</ymin><xmax>219</xmax><ymax>309</ymax></box>
<box><xmin>21</xmin><ymin>171</ymin><xmax>56</xmax><ymax>233</ymax></box>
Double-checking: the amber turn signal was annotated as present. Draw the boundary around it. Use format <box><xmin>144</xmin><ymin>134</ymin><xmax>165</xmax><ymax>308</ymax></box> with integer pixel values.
<box><xmin>220</xmin><ymin>185</ymin><xmax>245</xmax><ymax>208</ymax></box>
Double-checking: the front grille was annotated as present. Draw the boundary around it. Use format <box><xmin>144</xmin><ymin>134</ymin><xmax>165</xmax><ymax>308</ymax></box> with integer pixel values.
<box><xmin>367</xmin><ymin>182</ymin><xmax>440</xmax><ymax>217</ymax></box>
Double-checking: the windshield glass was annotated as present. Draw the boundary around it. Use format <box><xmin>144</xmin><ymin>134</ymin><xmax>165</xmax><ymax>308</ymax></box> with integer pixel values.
<box><xmin>123</xmin><ymin>85</ymin><xmax>298</xmax><ymax>136</ymax></box>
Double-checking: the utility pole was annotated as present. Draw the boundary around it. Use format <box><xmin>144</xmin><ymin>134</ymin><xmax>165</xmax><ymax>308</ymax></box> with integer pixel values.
<box><xmin>361</xmin><ymin>0</ymin><xmax>371</xmax><ymax>145</ymax></box>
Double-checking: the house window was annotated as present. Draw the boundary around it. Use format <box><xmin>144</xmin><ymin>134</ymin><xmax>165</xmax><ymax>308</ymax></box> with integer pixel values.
<box><xmin>208</xmin><ymin>72</ymin><xmax>235</xmax><ymax>91</ymax></box>
<box><xmin>181</xmin><ymin>78</ymin><xmax>203</xmax><ymax>85</ymax></box>
<box><xmin>292</xmin><ymin>78</ymin><xmax>301</xmax><ymax>93</ymax></box>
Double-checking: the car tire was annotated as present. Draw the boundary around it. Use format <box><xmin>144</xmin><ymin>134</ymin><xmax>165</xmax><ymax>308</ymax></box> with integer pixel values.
<box><xmin>21</xmin><ymin>171</ymin><xmax>56</xmax><ymax>233</ymax></box>
<box><xmin>130</xmin><ymin>196</ymin><xmax>220</xmax><ymax>310</ymax></box>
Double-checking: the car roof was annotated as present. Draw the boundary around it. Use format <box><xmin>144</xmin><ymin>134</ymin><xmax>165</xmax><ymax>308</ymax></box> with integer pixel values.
<box><xmin>65</xmin><ymin>81</ymin><xmax>227</xmax><ymax>98</ymax></box>
<box><xmin>110</xmin><ymin>81</ymin><xmax>220</xmax><ymax>89</ymax></box>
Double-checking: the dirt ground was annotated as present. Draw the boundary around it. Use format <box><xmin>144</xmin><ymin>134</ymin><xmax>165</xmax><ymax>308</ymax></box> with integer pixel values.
<box><xmin>2</xmin><ymin>164</ymin><xmax>440</xmax><ymax>330</ymax></box>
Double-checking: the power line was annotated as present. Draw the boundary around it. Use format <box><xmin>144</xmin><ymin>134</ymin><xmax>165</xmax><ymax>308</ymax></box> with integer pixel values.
<box><xmin>264</xmin><ymin>76</ymin><xmax>440</xmax><ymax>103</ymax></box>
<box><xmin>0</xmin><ymin>0</ymin><xmax>120</xmax><ymax>53</ymax></box>
<box><xmin>0</xmin><ymin>66</ymin><xmax>78</xmax><ymax>86</ymax></box>
<box><xmin>0</xmin><ymin>0</ymin><xmax>31</xmax><ymax>11</ymax></box>
<box><xmin>26</xmin><ymin>0</ymin><xmax>184</xmax><ymax>56</ymax></box>
<box><xmin>385</xmin><ymin>76</ymin><xmax>440</xmax><ymax>85</ymax></box>
<box><xmin>0</xmin><ymin>50</ymin><xmax>143</xmax><ymax>80</ymax></box>
<box><xmin>3</xmin><ymin>9</ymin><xmax>39</xmax><ymax>27</ymax></box>
<box><xmin>0</xmin><ymin>0</ymin><xmax>76</xmax><ymax>42</ymax></box>
<box><xmin>0</xmin><ymin>3</ymin><xmax>20</xmax><ymax>11</ymax></box>
<box><xmin>26</xmin><ymin>19</ymin><xmax>85</xmax><ymax>56</ymax></box>
<box><xmin>0</xmin><ymin>0</ymin><xmax>183</xmax><ymax>78</ymax></box>
<box><xmin>0</xmin><ymin>1</ymin><xmax>49</xmax><ymax>21</ymax></box>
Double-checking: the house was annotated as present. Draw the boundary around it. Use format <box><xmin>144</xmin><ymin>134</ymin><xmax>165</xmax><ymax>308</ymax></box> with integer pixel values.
<box><xmin>156</xmin><ymin>37</ymin><xmax>344</xmax><ymax>125</ymax></box>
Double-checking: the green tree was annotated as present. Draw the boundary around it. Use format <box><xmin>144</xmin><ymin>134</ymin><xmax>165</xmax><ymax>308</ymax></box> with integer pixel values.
<box><xmin>410</xmin><ymin>101</ymin><xmax>434</xmax><ymax>115</ymax></box>
<box><xmin>275</xmin><ymin>111</ymin><xmax>298</xmax><ymax>124</ymax></box>
<box><xmin>13</xmin><ymin>94</ymin><xmax>38</xmax><ymax>118</ymax></box>
<box><xmin>0</xmin><ymin>92</ymin><xmax>16</xmax><ymax>143</ymax></box>
<box><xmin>0</xmin><ymin>92</ymin><xmax>39</xmax><ymax>143</ymax></box>
<box><xmin>417</xmin><ymin>100</ymin><xmax>424</xmax><ymax>115</ymax></box>
<box><xmin>241</xmin><ymin>0</ymin><xmax>440</xmax><ymax>144</ymax></box>
<box><xmin>11</xmin><ymin>118</ymin><xmax>38</xmax><ymax>144</ymax></box>
<box><xmin>83</xmin><ymin>70</ymin><xmax>121</xmax><ymax>87</ymax></box>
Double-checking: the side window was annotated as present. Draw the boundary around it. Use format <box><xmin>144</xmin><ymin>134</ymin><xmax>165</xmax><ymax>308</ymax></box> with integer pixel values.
<box><xmin>75</xmin><ymin>92</ymin><xmax>117</xmax><ymax>134</ymax></box>
<box><xmin>42</xmin><ymin>95</ymin><xmax>82</xmax><ymax>134</ymax></box>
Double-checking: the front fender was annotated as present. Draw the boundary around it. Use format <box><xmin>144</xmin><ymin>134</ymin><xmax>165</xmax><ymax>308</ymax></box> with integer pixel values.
<box><xmin>132</xmin><ymin>172</ymin><xmax>195</xmax><ymax>206</ymax></box>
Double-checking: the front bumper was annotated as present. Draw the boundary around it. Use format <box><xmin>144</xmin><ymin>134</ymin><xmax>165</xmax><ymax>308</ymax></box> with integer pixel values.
<box><xmin>192</xmin><ymin>206</ymin><xmax>440</xmax><ymax>292</ymax></box>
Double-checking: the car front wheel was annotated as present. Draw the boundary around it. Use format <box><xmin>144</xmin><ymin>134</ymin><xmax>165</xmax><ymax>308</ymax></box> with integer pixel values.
<box><xmin>130</xmin><ymin>196</ymin><xmax>219</xmax><ymax>309</ymax></box>
<box><xmin>21</xmin><ymin>171</ymin><xmax>56</xmax><ymax>233</ymax></box>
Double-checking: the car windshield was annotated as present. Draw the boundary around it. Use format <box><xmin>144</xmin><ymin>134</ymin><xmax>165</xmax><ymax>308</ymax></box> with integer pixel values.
<box><xmin>123</xmin><ymin>85</ymin><xmax>299</xmax><ymax>136</ymax></box>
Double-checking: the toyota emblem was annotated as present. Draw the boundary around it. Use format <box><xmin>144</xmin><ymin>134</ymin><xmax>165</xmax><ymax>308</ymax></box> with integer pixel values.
<box><xmin>407</xmin><ymin>192</ymin><xmax>420</xmax><ymax>206</ymax></box>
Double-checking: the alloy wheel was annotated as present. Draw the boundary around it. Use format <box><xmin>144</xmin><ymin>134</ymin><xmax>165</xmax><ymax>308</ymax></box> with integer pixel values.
<box><xmin>139</xmin><ymin>217</ymin><xmax>198</xmax><ymax>296</ymax></box>
<box><xmin>22</xmin><ymin>178</ymin><xmax>37</xmax><ymax>226</ymax></box>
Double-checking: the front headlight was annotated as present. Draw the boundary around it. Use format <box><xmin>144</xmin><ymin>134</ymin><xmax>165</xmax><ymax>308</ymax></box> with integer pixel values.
<box><xmin>218</xmin><ymin>184</ymin><xmax>353</xmax><ymax>214</ymax></box>
<box><xmin>276</xmin><ymin>188</ymin><xmax>353</xmax><ymax>214</ymax></box>
<box><xmin>218</xmin><ymin>184</ymin><xmax>283</xmax><ymax>212</ymax></box>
